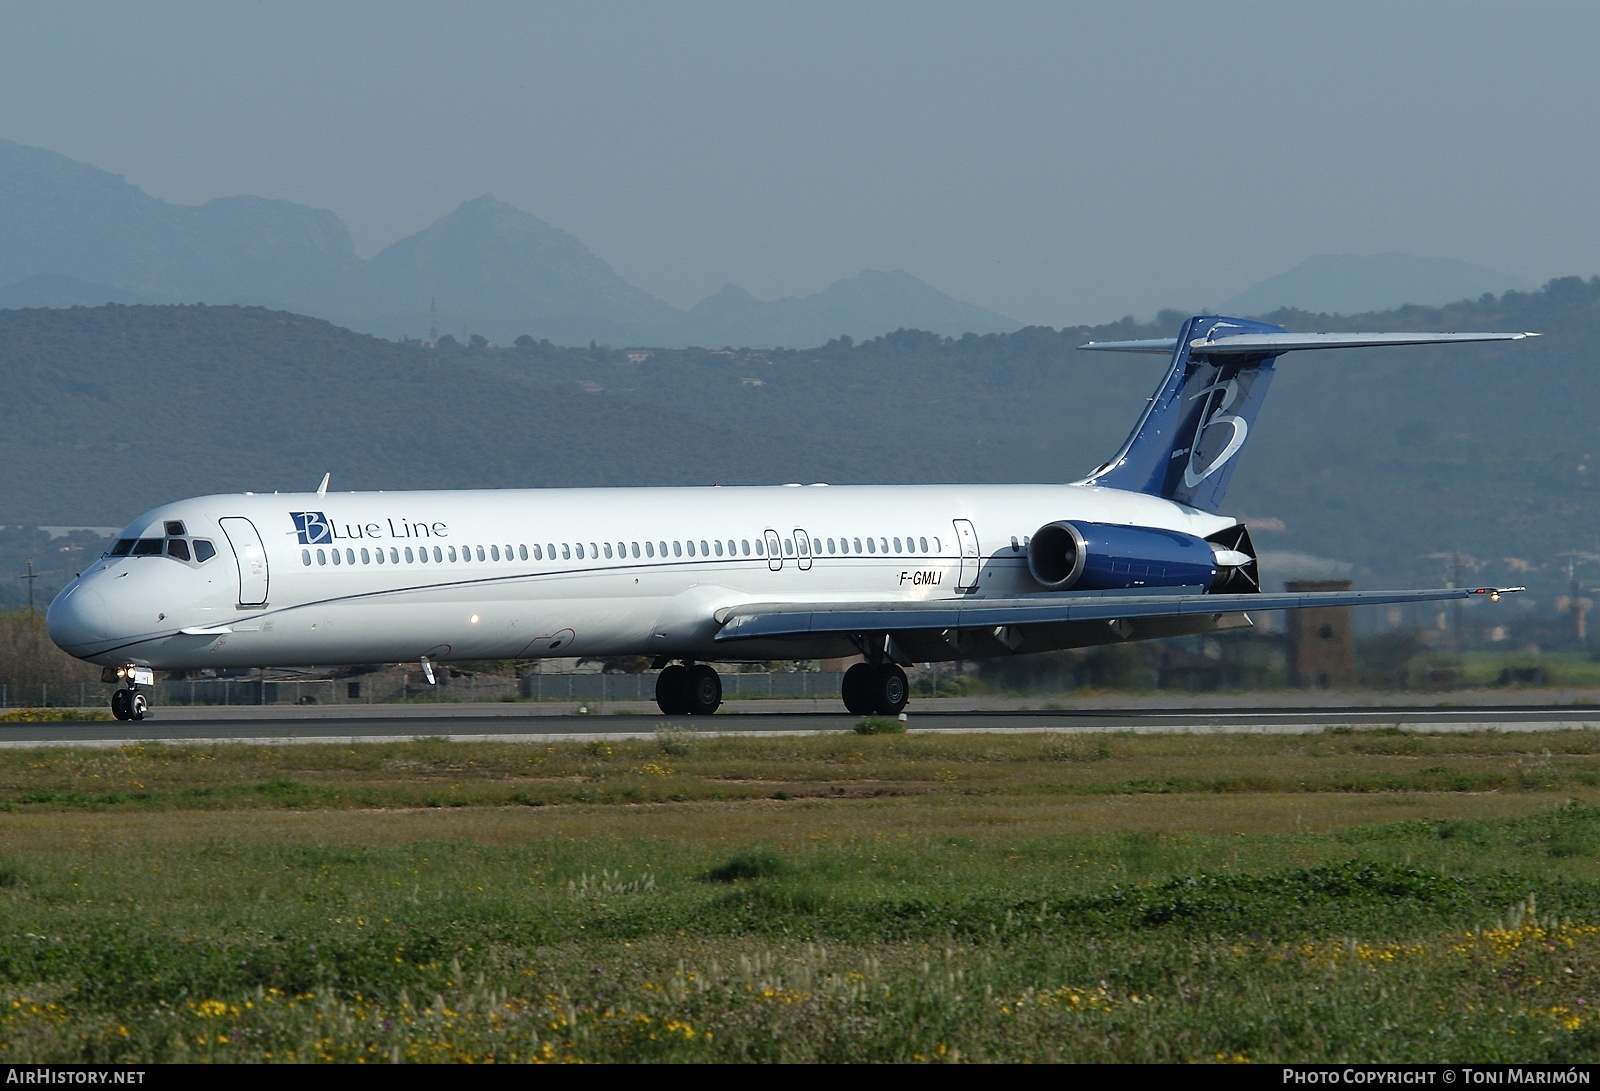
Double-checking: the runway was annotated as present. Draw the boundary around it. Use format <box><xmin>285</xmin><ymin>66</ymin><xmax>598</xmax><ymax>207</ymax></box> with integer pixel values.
<box><xmin>4</xmin><ymin>702</ymin><xmax>1599</xmax><ymax>747</ymax></box>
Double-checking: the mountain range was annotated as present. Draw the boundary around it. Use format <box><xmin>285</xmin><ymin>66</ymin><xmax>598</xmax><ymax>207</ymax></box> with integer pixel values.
<box><xmin>0</xmin><ymin>138</ymin><xmax>1019</xmax><ymax>347</ymax></box>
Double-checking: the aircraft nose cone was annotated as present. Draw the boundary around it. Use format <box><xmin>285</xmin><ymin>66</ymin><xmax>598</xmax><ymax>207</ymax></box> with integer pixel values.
<box><xmin>46</xmin><ymin>582</ymin><xmax>111</xmax><ymax>655</ymax></box>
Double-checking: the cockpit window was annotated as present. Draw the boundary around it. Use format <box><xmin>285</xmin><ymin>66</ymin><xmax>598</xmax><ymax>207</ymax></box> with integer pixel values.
<box><xmin>164</xmin><ymin>520</ymin><xmax>187</xmax><ymax>536</ymax></box>
<box><xmin>131</xmin><ymin>538</ymin><xmax>163</xmax><ymax>556</ymax></box>
<box><xmin>166</xmin><ymin>539</ymin><xmax>192</xmax><ymax>562</ymax></box>
<box><xmin>194</xmin><ymin>539</ymin><xmax>215</xmax><ymax>563</ymax></box>
<box><xmin>109</xmin><ymin>539</ymin><xmax>135</xmax><ymax>557</ymax></box>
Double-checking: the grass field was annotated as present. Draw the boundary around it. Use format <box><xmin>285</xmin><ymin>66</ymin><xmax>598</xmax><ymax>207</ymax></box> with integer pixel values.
<box><xmin>2</xmin><ymin>727</ymin><xmax>1600</xmax><ymax>1062</ymax></box>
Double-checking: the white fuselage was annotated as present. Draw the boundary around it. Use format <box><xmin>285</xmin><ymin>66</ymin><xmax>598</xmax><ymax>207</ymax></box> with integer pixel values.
<box><xmin>47</xmin><ymin>482</ymin><xmax>1235</xmax><ymax>671</ymax></box>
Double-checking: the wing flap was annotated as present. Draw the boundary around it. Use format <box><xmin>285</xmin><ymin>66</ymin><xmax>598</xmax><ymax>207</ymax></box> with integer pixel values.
<box><xmin>714</xmin><ymin>587</ymin><xmax>1520</xmax><ymax>642</ymax></box>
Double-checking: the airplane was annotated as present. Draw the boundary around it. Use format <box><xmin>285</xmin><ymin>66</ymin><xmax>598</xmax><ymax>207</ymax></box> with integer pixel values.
<box><xmin>46</xmin><ymin>315</ymin><xmax>1535</xmax><ymax>722</ymax></box>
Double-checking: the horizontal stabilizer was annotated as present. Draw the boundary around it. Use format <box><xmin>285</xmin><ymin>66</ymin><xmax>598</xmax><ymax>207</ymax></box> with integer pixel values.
<box><xmin>715</xmin><ymin>586</ymin><xmax>1521</xmax><ymax>643</ymax></box>
<box><xmin>1077</xmin><ymin>337</ymin><xmax>1178</xmax><ymax>354</ymax></box>
<box><xmin>1080</xmin><ymin>330</ymin><xmax>1537</xmax><ymax>356</ymax></box>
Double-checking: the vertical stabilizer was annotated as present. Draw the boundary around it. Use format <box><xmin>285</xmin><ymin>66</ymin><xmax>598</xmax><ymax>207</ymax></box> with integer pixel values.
<box><xmin>1081</xmin><ymin>316</ymin><xmax>1286</xmax><ymax>512</ymax></box>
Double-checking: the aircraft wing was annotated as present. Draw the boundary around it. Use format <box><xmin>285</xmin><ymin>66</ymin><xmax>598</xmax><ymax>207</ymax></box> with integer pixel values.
<box><xmin>713</xmin><ymin>586</ymin><xmax>1520</xmax><ymax>643</ymax></box>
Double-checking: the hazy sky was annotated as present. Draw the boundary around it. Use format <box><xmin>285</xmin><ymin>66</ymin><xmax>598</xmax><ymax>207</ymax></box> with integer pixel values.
<box><xmin>4</xmin><ymin>1</ymin><xmax>1597</xmax><ymax>325</ymax></box>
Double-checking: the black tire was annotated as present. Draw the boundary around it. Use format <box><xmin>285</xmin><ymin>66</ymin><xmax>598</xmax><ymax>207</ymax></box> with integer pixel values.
<box><xmin>870</xmin><ymin>664</ymin><xmax>909</xmax><ymax>716</ymax></box>
<box><xmin>655</xmin><ymin>665</ymin><xmax>690</xmax><ymax>715</ymax></box>
<box><xmin>841</xmin><ymin>663</ymin><xmax>874</xmax><ymax>715</ymax></box>
<box><xmin>110</xmin><ymin>689</ymin><xmax>129</xmax><ymax>721</ymax></box>
<box><xmin>129</xmin><ymin>692</ymin><xmax>148</xmax><ymax>721</ymax></box>
<box><xmin>685</xmin><ymin>664</ymin><xmax>722</xmax><ymax>716</ymax></box>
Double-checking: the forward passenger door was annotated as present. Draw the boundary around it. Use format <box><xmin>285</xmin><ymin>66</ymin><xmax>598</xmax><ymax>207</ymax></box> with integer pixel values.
<box><xmin>219</xmin><ymin>517</ymin><xmax>269</xmax><ymax>606</ymax></box>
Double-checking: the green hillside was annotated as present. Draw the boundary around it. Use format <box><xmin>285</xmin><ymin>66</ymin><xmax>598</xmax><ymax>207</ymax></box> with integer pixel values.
<box><xmin>1</xmin><ymin>285</ymin><xmax>1597</xmax><ymax>609</ymax></box>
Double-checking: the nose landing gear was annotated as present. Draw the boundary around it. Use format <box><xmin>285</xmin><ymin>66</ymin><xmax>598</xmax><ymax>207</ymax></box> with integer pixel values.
<box><xmin>104</xmin><ymin>665</ymin><xmax>154</xmax><ymax>721</ymax></box>
<box><xmin>110</xmin><ymin>688</ymin><xmax>148</xmax><ymax>721</ymax></box>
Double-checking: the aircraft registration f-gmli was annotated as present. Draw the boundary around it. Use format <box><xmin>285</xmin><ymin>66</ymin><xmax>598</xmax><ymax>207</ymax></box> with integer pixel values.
<box><xmin>48</xmin><ymin>315</ymin><xmax>1536</xmax><ymax>721</ymax></box>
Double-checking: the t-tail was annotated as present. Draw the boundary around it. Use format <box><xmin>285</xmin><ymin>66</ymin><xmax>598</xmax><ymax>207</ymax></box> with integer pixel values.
<box><xmin>1078</xmin><ymin>315</ymin><xmax>1540</xmax><ymax>513</ymax></box>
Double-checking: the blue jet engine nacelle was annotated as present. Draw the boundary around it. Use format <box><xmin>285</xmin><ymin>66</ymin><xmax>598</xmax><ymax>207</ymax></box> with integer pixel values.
<box><xmin>1026</xmin><ymin>520</ymin><xmax>1220</xmax><ymax>593</ymax></box>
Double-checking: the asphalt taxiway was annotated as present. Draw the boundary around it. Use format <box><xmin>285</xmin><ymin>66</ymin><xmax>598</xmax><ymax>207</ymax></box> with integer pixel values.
<box><xmin>3</xmin><ymin>701</ymin><xmax>1598</xmax><ymax>747</ymax></box>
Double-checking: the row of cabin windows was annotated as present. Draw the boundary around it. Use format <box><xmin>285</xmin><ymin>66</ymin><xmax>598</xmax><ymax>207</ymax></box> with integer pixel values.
<box><xmin>299</xmin><ymin>534</ymin><xmax>946</xmax><ymax>568</ymax></box>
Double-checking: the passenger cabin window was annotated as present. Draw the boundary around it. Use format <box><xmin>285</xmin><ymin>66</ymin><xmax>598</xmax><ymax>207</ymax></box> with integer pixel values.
<box><xmin>166</xmin><ymin>539</ymin><xmax>191</xmax><ymax>561</ymax></box>
<box><xmin>332</xmin><ymin>549</ymin><xmax>342</xmax><ymax>566</ymax></box>
<box><xmin>361</xmin><ymin>548</ymin><xmax>371</xmax><ymax>564</ymax></box>
<box><xmin>754</xmin><ymin>539</ymin><xmax>763</xmax><ymax>556</ymax></box>
<box><xmin>405</xmin><ymin>547</ymin><xmax>415</xmax><ymax>563</ymax></box>
<box><xmin>604</xmin><ymin>543</ymin><xmax>614</xmax><ymax>559</ymax></box>
<box><xmin>645</xmin><ymin>542</ymin><xmax>655</xmax><ymax>557</ymax></box>
<box><xmin>520</xmin><ymin>545</ymin><xmax>529</xmax><ymax>560</ymax></box>
<box><xmin>686</xmin><ymin>541</ymin><xmax>695</xmax><ymax>557</ymax></box>
<box><xmin>894</xmin><ymin>537</ymin><xmax>902</xmax><ymax>552</ymax></box>
<box><xmin>920</xmin><ymin>536</ymin><xmax>928</xmax><ymax>552</ymax></box>
<box><xmin>375</xmin><ymin>549</ymin><xmax>385</xmax><ymax>564</ymax></box>
<box><xmin>866</xmin><ymin>538</ymin><xmax>875</xmax><ymax>554</ymax></box>
<box><xmin>673</xmin><ymin>541</ymin><xmax>682</xmax><ymax>557</ymax></box>
<box><xmin>714</xmin><ymin>540</ymin><xmax>723</xmax><ymax>556</ymax></box>
<box><xmin>302</xmin><ymin>549</ymin><xmax>312</xmax><ymax>566</ymax></box>
<box><xmin>632</xmin><ymin>542</ymin><xmax>641</xmax><ymax>558</ymax></box>
<box><xmin>316</xmin><ymin>549</ymin><xmax>326</xmax><ymax>565</ymax></box>
<box><xmin>389</xmin><ymin>548</ymin><xmax>399</xmax><ymax>563</ymax></box>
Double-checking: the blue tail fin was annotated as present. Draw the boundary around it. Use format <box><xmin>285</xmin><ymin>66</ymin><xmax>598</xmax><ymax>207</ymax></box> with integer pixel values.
<box><xmin>1082</xmin><ymin>315</ymin><xmax>1286</xmax><ymax>512</ymax></box>
<box><xmin>1079</xmin><ymin>317</ymin><xmax>1538</xmax><ymax>512</ymax></box>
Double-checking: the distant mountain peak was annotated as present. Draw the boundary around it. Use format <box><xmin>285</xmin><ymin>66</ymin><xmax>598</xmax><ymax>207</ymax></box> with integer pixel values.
<box><xmin>679</xmin><ymin>269</ymin><xmax>1020</xmax><ymax>348</ymax></box>
<box><xmin>1221</xmin><ymin>252</ymin><xmax>1531</xmax><ymax>317</ymax></box>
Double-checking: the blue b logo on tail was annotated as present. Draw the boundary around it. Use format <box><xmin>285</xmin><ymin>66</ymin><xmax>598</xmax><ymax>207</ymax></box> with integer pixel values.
<box><xmin>290</xmin><ymin>511</ymin><xmax>332</xmax><ymax>545</ymax></box>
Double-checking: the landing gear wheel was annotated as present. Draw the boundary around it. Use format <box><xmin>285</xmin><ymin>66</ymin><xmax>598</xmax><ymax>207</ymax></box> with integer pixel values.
<box><xmin>110</xmin><ymin>689</ymin><xmax>130</xmax><ymax>721</ymax></box>
<box><xmin>128</xmin><ymin>692</ymin><xmax>148</xmax><ymax>721</ymax></box>
<box><xmin>841</xmin><ymin>663</ymin><xmax>875</xmax><ymax>715</ymax></box>
<box><xmin>685</xmin><ymin>664</ymin><xmax>722</xmax><ymax>716</ymax></box>
<box><xmin>869</xmin><ymin>664</ymin><xmax>909</xmax><ymax>716</ymax></box>
<box><xmin>655</xmin><ymin>665</ymin><xmax>690</xmax><ymax>715</ymax></box>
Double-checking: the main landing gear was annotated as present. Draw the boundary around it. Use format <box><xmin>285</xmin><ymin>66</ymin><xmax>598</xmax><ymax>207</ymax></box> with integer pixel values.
<box><xmin>655</xmin><ymin>662</ymin><xmax>723</xmax><ymax>716</ymax></box>
<box><xmin>841</xmin><ymin>662</ymin><xmax>908</xmax><ymax>716</ymax></box>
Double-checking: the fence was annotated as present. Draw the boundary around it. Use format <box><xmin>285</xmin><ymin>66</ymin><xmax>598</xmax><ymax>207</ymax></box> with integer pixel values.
<box><xmin>0</xmin><ymin>671</ymin><xmax>848</xmax><ymax>708</ymax></box>
<box><xmin>517</xmin><ymin>671</ymin><xmax>846</xmax><ymax>702</ymax></box>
